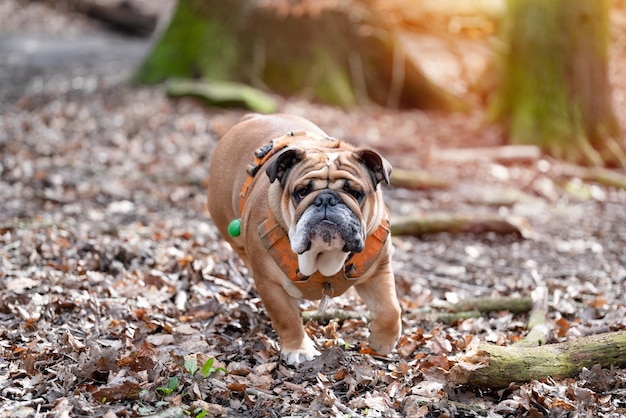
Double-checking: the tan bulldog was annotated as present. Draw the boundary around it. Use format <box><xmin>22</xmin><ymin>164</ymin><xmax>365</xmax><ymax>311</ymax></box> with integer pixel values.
<box><xmin>207</xmin><ymin>114</ymin><xmax>401</xmax><ymax>365</ymax></box>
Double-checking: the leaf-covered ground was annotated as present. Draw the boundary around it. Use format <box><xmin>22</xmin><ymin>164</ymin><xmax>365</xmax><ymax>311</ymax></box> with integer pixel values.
<box><xmin>2</xmin><ymin>1</ymin><xmax>626</xmax><ymax>417</ymax></box>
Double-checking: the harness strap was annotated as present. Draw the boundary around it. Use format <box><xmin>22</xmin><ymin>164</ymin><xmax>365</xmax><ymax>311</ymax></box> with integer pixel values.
<box><xmin>258</xmin><ymin>210</ymin><xmax>390</xmax><ymax>300</ymax></box>
<box><xmin>238</xmin><ymin>130</ymin><xmax>330</xmax><ymax>216</ymax></box>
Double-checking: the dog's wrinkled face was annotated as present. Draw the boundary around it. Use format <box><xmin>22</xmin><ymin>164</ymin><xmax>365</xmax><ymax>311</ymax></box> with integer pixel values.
<box><xmin>266</xmin><ymin>142</ymin><xmax>391</xmax><ymax>277</ymax></box>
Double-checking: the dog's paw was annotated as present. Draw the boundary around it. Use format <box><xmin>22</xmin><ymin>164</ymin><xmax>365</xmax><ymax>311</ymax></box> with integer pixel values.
<box><xmin>282</xmin><ymin>335</ymin><xmax>321</xmax><ymax>365</ymax></box>
<box><xmin>368</xmin><ymin>335</ymin><xmax>398</xmax><ymax>355</ymax></box>
<box><xmin>368</xmin><ymin>322</ymin><xmax>401</xmax><ymax>355</ymax></box>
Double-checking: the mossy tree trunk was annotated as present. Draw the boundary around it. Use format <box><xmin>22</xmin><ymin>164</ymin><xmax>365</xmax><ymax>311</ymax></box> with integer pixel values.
<box><xmin>133</xmin><ymin>0</ymin><xmax>466</xmax><ymax>111</ymax></box>
<box><xmin>488</xmin><ymin>0</ymin><xmax>626</xmax><ymax>167</ymax></box>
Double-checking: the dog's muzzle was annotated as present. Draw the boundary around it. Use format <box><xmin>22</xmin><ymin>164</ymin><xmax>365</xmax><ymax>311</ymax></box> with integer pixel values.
<box><xmin>292</xmin><ymin>190</ymin><xmax>364</xmax><ymax>255</ymax></box>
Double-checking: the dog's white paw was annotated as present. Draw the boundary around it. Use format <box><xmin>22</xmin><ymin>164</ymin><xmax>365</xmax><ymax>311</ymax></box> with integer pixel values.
<box><xmin>283</xmin><ymin>335</ymin><xmax>321</xmax><ymax>365</ymax></box>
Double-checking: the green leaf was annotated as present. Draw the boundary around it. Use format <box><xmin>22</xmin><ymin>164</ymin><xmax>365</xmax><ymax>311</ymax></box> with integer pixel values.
<box><xmin>200</xmin><ymin>357</ymin><xmax>215</xmax><ymax>378</ymax></box>
<box><xmin>137</xmin><ymin>404</ymin><xmax>154</xmax><ymax>415</ymax></box>
<box><xmin>185</xmin><ymin>358</ymin><xmax>199</xmax><ymax>376</ymax></box>
<box><xmin>156</xmin><ymin>376</ymin><xmax>179</xmax><ymax>397</ymax></box>
<box><xmin>200</xmin><ymin>357</ymin><xmax>228</xmax><ymax>378</ymax></box>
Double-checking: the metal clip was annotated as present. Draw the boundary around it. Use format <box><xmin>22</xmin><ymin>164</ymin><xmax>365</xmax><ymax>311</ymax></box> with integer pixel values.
<box><xmin>344</xmin><ymin>263</ymin><xmax>356</xmax><ymax>278</ymax></box>
<box><xmin>318</xmin><ymin>283</ymin><xmax>334</xmax><ymax>314</ymax></box>
<box><xmin>245</xmin><ymin>162</ymin><xmax>259</xmax><ymax>176</ymax></box>
<box><xmin>254</xmin><ymin>142</ymin><xmax>274</xmax><ymax>158</ymax></box>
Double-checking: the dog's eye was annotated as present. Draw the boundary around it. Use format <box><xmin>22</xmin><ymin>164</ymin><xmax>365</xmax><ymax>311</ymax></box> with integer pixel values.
<box><xmin>343</xmin><ymin>183</ymin><xmax>365</xmax><ymax>203</ymax></box>
<box><xmin>293</xmin><ymin>184</ymin><xmax>311</xmax><ymax>203</ymax></box>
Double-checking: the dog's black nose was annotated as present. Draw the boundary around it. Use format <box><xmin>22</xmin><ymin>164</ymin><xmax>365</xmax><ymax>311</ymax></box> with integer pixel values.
<box><xmin>314</xmin><ymin>191</ymin><xmax>339</xmax><ymax>207</ymax></box>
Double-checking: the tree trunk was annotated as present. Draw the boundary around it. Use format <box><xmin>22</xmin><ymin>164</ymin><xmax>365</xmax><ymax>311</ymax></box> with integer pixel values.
<box><xmin>488</xmin><ymin>0</ymin><xmax>626</xmax><ymax>167</ymax></box>
<box><xmin>133</xmin><ymin>0</ymin><xmax>467</xmax><ymax>111</ymax></box>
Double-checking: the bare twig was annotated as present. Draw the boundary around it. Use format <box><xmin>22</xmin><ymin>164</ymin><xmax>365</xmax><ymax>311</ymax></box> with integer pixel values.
<box><xmin>245</xmin><ymin>387</ymin><xmax>276</xmax><ymax>399</ymax></box>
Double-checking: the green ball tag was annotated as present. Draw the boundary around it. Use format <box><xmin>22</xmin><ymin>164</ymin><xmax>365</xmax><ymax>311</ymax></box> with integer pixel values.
<box><xmin>228</xmin><ymin>218</ymin><xmax>241</xmax><ymax>237</ymax></box>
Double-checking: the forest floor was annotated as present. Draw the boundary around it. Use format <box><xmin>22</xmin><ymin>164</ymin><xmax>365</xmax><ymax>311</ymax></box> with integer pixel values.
<box><xmin>2</xmin><ymin>1</ymin><xmax>626</xmax><ymax>417</ymax></box>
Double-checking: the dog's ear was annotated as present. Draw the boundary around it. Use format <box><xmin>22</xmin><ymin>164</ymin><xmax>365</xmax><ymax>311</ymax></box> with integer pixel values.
<box><xmin>266</xmin><ymin>147</ymin><xmax>306</xmax><ymax>184</ymax></box>
<box><xmin>354</xmin><ymin>149</ymin><xmax>392</xmax><ymax>186</ymax></box>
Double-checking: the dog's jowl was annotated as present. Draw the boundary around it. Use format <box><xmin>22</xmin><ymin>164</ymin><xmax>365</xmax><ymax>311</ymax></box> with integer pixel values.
<box><xmin>207</xmin><ymin>114</ymin><xmax>401</xmax><ymax>365</ymax></box>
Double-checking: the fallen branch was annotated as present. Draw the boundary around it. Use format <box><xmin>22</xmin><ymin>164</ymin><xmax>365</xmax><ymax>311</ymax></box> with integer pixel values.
<box><xmin>438</xmin><ymin>295</ymin><xmax>533</xmax><ymax>324</ymax></box>
<box><xmin>390</xmin><ymin>168</ymin><xmax>449</xmax><ymax>190</ymax></box>
<box><xmin>391</xmin><ymin>213</ymin><xmax>529</xmax><ymax>237</ymax></box>
<box><xmin>303</xmin><ymin>307</ymin><xmax>484</xmax><ymax>325</ymax></box>
<box><xmin>561</xmin><ymin>164</ymin><xmax>626</xmax><ymax>191</ymax></box>
<box><xmin>304</xmin><ymin>295</ymin><xmax>534</xmax><ymax>325</ymax></box>
<box><xmin>448</xmin><ymin>331</ymin><xmax>626</xmax><ymax>388</ymax></box>
<box><xmin>302</xmin><ymin>309</ymin><xmax>368</xmax><ymax>323</ymax></box>
<box><xmin>446</xmin><ymin>296</ymin><xmax>532</xmax><ymax>314</ymax></box>
<box><xmin>433</xmin><ymin>310</ymin><xmax>482</xmax><ymax>325</ymax></box>
<box><xmin>431</xmin><ymin>145</ymin><xmax>542</xmax><ymax>164</ymax></box>
<box><xmin>245</xmin><ymin>387</ymin><xmax>276</xmax><ymax>399</ymax></box>
<box><xmin>313</xmin><ymin>307</ymin><xmax>486</xmax><ymax>324</ymax></box>
<box><xmin>513</xmin><ymin>286</ymin><xmax>549</xmax><ymax>348</ymax></box>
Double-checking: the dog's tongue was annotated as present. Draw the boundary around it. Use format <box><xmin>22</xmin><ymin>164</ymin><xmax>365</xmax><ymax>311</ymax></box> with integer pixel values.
<box><xmin>297</xmin><ymin>251</ymin><xmax>347</xmax><ymax>277</ymax></box>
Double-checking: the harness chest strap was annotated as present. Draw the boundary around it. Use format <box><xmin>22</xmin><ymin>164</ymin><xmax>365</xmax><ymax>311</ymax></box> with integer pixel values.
<box><xmin>258</xmin><ymin>211</ymin><xmax>391</xmax><ymax>300</ymax></box>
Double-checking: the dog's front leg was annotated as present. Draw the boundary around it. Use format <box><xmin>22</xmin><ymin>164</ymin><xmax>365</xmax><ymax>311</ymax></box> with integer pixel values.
<box><xmin>253</xmin><ymin>274</ymin><xmax>321</xmax><ymax>365</ymax></box>
<box><xmin>354</xmin><ymin>261</ymin><xmax>402</xmax><ymax>355</ymax></box>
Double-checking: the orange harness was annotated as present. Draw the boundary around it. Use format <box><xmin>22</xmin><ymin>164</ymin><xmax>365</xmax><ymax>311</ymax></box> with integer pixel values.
<box><xmin>258</xmin><ymin>213</ymin><xmax>390</xmax><ymax>300</ymax></box>
<box><xmin>239</xmin><ymin>130</ymin><xmax>324</xmax><ymax>215</ymax></box>
<box><xmin>238</xmin><ymin>131</ymin><xmax>391</xmax><ymax>300</ymax></box>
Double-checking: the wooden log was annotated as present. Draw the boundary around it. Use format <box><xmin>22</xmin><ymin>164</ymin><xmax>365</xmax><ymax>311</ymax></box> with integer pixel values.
<box><xmin>431</xmin><ymin>145</ymin><xmax>542</xmax><ymax>164</ymax></box>
<box><xmin>390</xmin><ymin>168</ymin><xmax>449</xmax><ymax>190</ymax></box>
<box><xmin>446</xmin><ymin>296</ymin><xmax>532</xmax><ymax>314</ymax></box>
<box><xmin>448</xmin><ymin>331</ymin><xmax>626</xmax><ymax>388</ymax></box>
<box><xmin>434</xmin><ymin>310</ymin><xmax>482</xmax><ymax>325</ymax></box>
<box><xmin>391</xmin><ymin>213</ymin><xmax>528</xmax><ymax>237</ymax></box>
<box><xmin>302</xmin><ymin>307</ymin><xmax>481</xmax><ymax>325</ymax></box>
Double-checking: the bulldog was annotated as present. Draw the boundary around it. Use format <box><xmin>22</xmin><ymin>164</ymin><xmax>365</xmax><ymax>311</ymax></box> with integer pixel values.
<box><xmin>207</xmin><ymin>114</ymin><xmax>401</xmax><ymax>365</ymax></box>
